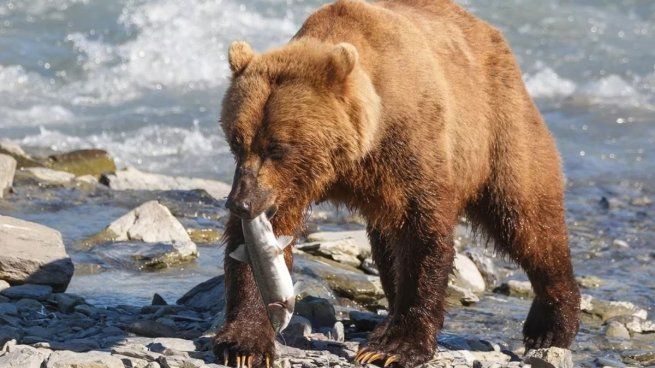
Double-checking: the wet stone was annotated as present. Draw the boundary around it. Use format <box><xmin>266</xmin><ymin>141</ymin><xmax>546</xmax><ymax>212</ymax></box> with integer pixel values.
<box><xmin>348</xmin><ymin>311</ymin><xmax>384</xmax><ymax>332</ymax></box>
<box><xmin>295</xmin><ymin>296</ymin><xmax>337</xmax><ymax>329</ymax></box>
<box><xmin>0</xmin><ymin>302</ymin><xmax>18</xmax><ymax>315</ymax></box>
<box><xmin>494</xmin><ymin>280</ymin><xmax>533</xmax><ymax>298</ymax></box>
<box><xmin>604</xmin><ymin>321</ymin><xmax>631</xmax><ymax>339</ymax></box>
<box><xmin>524</xmin><ymin>347</ymin><xmax>573</xmax><ymax>368</ymax></box>
<box><xmin>52</xmin><ymin>293</ymin><xmax>85</xmax><ymax>313</ymax></box>
<box><xmin>1</xmin><ymin>284</ymin><xmax>53</xmax><ymax>301</ymax></box>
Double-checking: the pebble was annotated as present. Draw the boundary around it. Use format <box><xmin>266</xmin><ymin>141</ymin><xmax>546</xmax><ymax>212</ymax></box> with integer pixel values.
<box><xmin>612</xmin><ymin>239</ymin><xmax>630</xmax><ymax>249</ymax></box>
<box><xmin>604</xmin><ymin>321</ymin><xmax>631</xmax><ymax>339</ymax></box>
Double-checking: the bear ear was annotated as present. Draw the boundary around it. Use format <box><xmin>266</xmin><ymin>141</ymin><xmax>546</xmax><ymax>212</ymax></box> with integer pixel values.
<box><xmin>326</xmin><ymin>43</ymin><xmax>359</xmax><ymax>82</ymax></box>
<box><xmin>228</xmin><ymin>41</ymin><xmax>255</xmax><ymax>74</ymax></box>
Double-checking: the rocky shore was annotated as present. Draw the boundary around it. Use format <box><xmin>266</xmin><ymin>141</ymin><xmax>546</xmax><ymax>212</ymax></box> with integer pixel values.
<box><xmin>1</xmin><ymin>143</ymin><xmax>654</xmax><ymax>367</ymax></box>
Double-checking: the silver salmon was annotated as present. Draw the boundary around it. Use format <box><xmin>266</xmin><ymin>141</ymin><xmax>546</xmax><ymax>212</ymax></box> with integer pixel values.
<box><xmin>229</xmin><ymin>213</ymin><xmax>295</xmax><ymax>332</ymax></box>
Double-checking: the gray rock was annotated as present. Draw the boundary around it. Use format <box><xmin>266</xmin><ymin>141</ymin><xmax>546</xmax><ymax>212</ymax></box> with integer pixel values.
<box><xmin>0</xmin><ymin>344</ymin><xmax>49</xmax><ymax>368</ymax></box>
<box><xmin>606</xmin><ymin>315</ymin><xmax>648</xmax><ymax>334</ymax></box>
<box><xmin>127</xmin><ymin>320</ymin><xmax>198</xmax><ymax>339</ymax></box>
<box><xmin>16</xmin><ymin>297</ymin><xmax>44</xmax><ymax>311</ymax></box>
<box><xmin>451</xmin><ymin>253</ymin><xmax>486</xmax><ymax>293</ymax></box>
<box><xmin>604</xmin><ymin>321</ymin><xmax>631</xmax><ymax>339</ymax></box>
<box><xmin>152</xmin><ymin>293</ymin><xmax>168</xmax><ymax>306</ymax></box>
<box><xmin>147</xmin><ymin>338</ymin><xmax>196</xmax><ymax>352</ymax></box>
<box><xmin>49</xmin><ymin>338</ymin><xmax>101</xmax><ymax>352</ymax></box>
<box><xmin>580</xmin><ymin>294</ymin><xmax>648</xmax><ymax>321</ymax></box>
<box><xmin>304</xmin><ymin>230</ymin><xmax>371</xmax><ymax>263</ymax></box>
<box><xmin>97</xmin><ymin>201</ymin><xmax>198</xmax><ymax>268</ymax></box>
<box><xmin>17</xmin><ymin>167</ymin><xmax>75</xmax><ymax>184</ymax></box>
<box><xmin>0</xmin><ymin>326</ymin><xmax>22</xmax><ymax>349</ymax></box>
<box><xmin>45</xmin><ymin>350</ymin><xmax>125</xmax><ymax>368</ymax></box>
<box><xmin>524</xmin><ymin>347</ymin><xmax>573</xmax><ymax>368</ymax></box>
<box><xmin>283</xmin><ymin>315</ymin><xmax>313</xmax><ymax>338</ymax></box>
<box><xmin>621</xmin><ymin>351</ymin><xmax>655</xmax><ymax>366</ymax></box>
<box><xmin>0</xmin><ymin>279</ymin><xmax>9</xmax><ymax>291</ymax></box>
<box><xmin>447</xmin><ymin>284</ymin><xmax>480</xmax><ymax>306</ymax></box>
<box><xmin>0</xmin><ymin>216</ymin><xmax>74</xmax><ymax>292</ymax></box>
<box><xmin>0</xmin><ymin>154</ymin><xmax>16</xmax><ymax>198</ymax></box>
<box><xmin>465</xmin><ymin>249</ymin><xmax>498</xmax><ymax>286</ymax></box>
<box><xmin>0</xmin><ymin>302</ymin><xmax>18</xmax><ymax>315</ymax></box>
<box><xmin>494</xmin><ymin>280</ymin><xmax>533</xmax><ymax>298</ymax></box>
<box><xmin>359</xmin><ymin>257</ymin><xmax>379</xmax><ymax>275</ymax></box>
<box><xmin>177</xmin><ymin>275</ymin><xmax>225</xmax><ymax>313</ymax></box>
<box><xmin>294</xmin><ymin>253</ymin><xmax>384</xmax><ymax>308</ymax></box>
<box><xmin>157</xmin><ymin>355</ymin><xmax>206</xmax><ymax>368</ymax></box>
<box><xmin>75</xmin><ymin>303</ymin><xmax>101</xmax><ymax>317</ymax></box>
<box><xmin>1</xmin><ymin>284</ymin><xmax>52</xmax><ymax>301</ymax></box>
<box><xmin>595</xmin><ymin>356</ymin><xmax>627</xmax><ymax>367</ymax></box>
<box><xmin>111</xmin><ymin>343</ymin><xmax>162</xmax><ymax>362</ymax></box>
<box><xmin>331</xmin><ymin>321</ymin><xmax>345</xmax><ymax>342</ymax></box>
<box><xmin>612</xmin><ymin>239</ymin><xmax>630</xmax><ymax>249</ymax></box>
<box><xmin>295</xmin><ymin>296</ymin><xmax>337</xmax><ymax>329</ymax></box>
<box><xmin>52</xmin><ymin>293</ymin><xmax>86</xmax><ymax>313</ymax></box>
<box><xmin>101</xmin><ymin>166</ymin><xmax>231</xmax><ymax>200</ymax></box>
<box><xmin>349</xmin><ymin>311</ymin><xmax>384</xmax><ymax>332</ymax></box>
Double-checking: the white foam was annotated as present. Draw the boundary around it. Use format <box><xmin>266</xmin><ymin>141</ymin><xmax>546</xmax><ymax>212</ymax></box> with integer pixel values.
<box><xmin>15</xmin><ymin>124</ymin><xmax>230</xmax><ymax>178</ymax></box>
<box><xmin>524</xmin><ymin>67</ymin><xmax>576</xmax><ymax>99</ymax></box>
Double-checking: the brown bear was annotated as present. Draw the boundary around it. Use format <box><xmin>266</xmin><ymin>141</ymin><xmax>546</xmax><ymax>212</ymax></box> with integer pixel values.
<box><xmin>215</xmin><ymin>0</ymin><xmax>581</xmax><ymax>367</ymax></box>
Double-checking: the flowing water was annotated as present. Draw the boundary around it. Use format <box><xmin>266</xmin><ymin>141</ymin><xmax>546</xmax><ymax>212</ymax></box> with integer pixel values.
<box><xmin>1</xmin><ymin>0</ymin><xmax>654</xmax><ymax>363</ymax></box>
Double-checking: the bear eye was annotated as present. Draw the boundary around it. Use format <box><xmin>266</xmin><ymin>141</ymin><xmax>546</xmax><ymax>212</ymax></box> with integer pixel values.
<box><xmin>230</xmin><ymin>136</ymin><xmax>243</xmax><ymax>156</ymax></box>
<box><xmin>265</xmin><ymin>141</ymin><xmax>287</xmax><ymax>161</ymax></box>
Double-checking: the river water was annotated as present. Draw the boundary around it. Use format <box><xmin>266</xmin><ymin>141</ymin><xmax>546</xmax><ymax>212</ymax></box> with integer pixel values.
<box><xmin>1</xmin><ymin>0</ymin><xmax>654</xmax><ymax>363</ymax></box>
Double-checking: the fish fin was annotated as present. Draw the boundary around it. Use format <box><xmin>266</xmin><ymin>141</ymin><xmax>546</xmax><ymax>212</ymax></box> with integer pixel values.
<box><xmin>228</xmin><ymin>244</ymin><xmax>248</xmax><ymax>263</ymax></box>
<box><xmin>276</xmin><ymin>235</ymin><xmax>294</xmax><ymax>250</ymax></box>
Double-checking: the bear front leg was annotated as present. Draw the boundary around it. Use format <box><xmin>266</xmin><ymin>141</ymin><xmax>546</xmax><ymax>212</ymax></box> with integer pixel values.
<box><xmin>356</xmin><ymin>219</ymin><xmax>456</xmax><ymax>367</ymax></box>
<box><xmin>366</xmin><ymin>226</ymin><xmax>396</xmax><ymax>343</ymax></box>
<box><xmin>213</xmin><ymin>215</ymin><xmax>276</xmax><ymax>368</ymax></box>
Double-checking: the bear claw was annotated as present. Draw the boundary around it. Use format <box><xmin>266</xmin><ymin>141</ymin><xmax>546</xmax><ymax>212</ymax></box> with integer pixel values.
<box><xmin>354</xmin><ymin>348</ymin><xmax>399</xmax><ymax>367</ymax></box>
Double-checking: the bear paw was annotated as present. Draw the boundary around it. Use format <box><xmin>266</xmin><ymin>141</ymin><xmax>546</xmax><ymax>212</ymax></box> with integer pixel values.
<box><xmin>355</xmin><ymin>339</ymin><xmax>434</xmax><ymax>367</ymax></box>
<box><xmin>523</xmin><ymin>297</ymin><xmax>579</xmax><ymax>350</ymax></box>
<box><xmin>213</xmin><ymin>322</ymin><xmax>275</xmax><ymax>368</ymax></box>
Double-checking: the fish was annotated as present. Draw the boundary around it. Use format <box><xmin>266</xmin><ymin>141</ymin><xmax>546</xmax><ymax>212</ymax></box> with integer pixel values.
<box><xmin>229</xmin><ymin>213</ymin><xmax>296</xmax><ymax>333</ymax></box>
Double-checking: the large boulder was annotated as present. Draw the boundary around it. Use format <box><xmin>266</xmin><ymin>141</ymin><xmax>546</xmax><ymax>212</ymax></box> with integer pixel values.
<box><xmin>89</xmin><ymin>201</ymin><xmax>198</xmax><ymax>269</ymax></box>
<box><xmin>45</xmin><ymin>149</ymin><xmax>116</xmax><ymax>178</ymax></box>
<box><xmin>0</xmin><ymin>154</ymin><xmax>16</xmax><ymax>198</ymax></box>
<box><xmin>0</xmin><ymin>216</ymin><xmax>74</xmax><ymax>292</ymax></box>
<box><xmin>100</xmin><ymin>166</ymin><xmax>231</xmax><ymax>200</ymax></box>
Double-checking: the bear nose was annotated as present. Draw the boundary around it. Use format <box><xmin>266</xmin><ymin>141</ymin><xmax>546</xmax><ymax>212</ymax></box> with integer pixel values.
<box><xmin>225</xmin><ymin>198</ymin><xmax>253</xmax><ymax>219</ymax></box>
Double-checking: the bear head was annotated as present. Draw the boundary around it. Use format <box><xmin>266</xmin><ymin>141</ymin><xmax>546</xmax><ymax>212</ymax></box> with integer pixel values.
<box><xmin>221</xmin><ymin>38</ymin><xmax>380</xmax><ymax>219</ymax></box>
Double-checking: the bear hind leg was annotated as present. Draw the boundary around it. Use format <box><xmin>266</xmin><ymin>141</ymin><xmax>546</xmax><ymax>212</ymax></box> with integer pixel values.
<box><xmin>469</xmin><ymin>186</ymin><xmax>580</xmax><ymax>350</ymax></box>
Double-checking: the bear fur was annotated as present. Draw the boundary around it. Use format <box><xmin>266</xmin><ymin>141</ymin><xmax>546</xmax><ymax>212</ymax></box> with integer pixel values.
<box><xmin>215</xmin><ymin>0</ymin><xmax>580</xmax><ymax>366</ymax></box>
